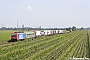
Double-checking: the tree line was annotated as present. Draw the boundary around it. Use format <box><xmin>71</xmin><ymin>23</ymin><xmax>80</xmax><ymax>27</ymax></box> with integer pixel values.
<box><xmin>0</xmin><ymin>26</ymin><xmax>89</xmax><ymax>31</ymax></box>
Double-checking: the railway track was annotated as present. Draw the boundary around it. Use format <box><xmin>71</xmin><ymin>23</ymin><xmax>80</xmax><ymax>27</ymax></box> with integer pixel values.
<box><xmin>0</xmin><ymin>41</ymin><xmax>14</xmax><ymax>46</ymax></box>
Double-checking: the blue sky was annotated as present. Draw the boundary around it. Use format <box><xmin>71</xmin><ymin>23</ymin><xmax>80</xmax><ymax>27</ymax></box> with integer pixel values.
<box><xmin>0</xmin><ymin>0</ymin><xmax>90</xmax><ymax>28</ymax></box>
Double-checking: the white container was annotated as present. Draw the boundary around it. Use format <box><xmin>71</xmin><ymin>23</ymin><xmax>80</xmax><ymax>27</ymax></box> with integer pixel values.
<box><xmin>36</xmin><ymin>31</ymin><xmax>41</xmax><ymax>36</ymax></box>
<box><xmin>44</xmin><ymin>30</ymin><xmax>49</xmax><ymax>36</ymax></box>
<box><xmin>40</xmin><ymin>31</ymin><xmax>45</xmax><ymax>36</ymax></box>
<box><xmin>56</xmin><ymin>30</ymin><xmax>59</xmax><ymax>33</ymax></box>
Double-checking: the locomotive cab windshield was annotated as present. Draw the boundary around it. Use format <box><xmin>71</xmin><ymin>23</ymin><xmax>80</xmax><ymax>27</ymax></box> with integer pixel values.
<box><xmin>12</xmin><ymin>34</ymin><xmax>17</xmax><ymax>37</ymax></box>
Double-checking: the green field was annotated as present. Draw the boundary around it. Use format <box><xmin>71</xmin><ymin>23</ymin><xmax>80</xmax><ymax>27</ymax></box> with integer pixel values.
<box><xmin>0</xmin><ymin>30</ymin><xmax>90</xmax><ymax>60</ymax></box>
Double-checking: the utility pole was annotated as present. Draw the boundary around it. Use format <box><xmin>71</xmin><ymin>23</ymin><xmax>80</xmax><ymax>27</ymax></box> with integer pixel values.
<box><xmin>22</xmin><ymin>25</ymin><xmax>24</xmax><ymax>32</ymax></box>
<box><xmin>39</xmin><ymin>26</ymin><xmax>41</xmax><ymax>31</ymax></box>
<box><xmin>2</xmin><ymin>24</ymin><xmax>3</xmax><ymax>31</ymax></box>
<box><xmin>17</xmin><ymin>20</ymin><xmax>18</xmax><ymax>31</ymax></box>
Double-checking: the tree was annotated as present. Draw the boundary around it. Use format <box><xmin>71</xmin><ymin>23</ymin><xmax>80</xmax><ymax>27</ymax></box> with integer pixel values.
<box><xmin>72</xmin><ymin>26</ymin><xmax>76</xmax><ymax>31</ymax></box>
<box><xmin>66</xmin><ymin>27</ymin><xmax>72</xmax><ymax>32</ymax></box>
<box><xmin>80</xmin><ymin>27</ymin><xmax>85</xmax><ymax>30</ymax></box>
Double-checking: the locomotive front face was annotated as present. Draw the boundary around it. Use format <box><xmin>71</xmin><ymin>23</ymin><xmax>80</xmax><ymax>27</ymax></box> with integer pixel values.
<box><xmin>11</xmin><ymin>33</ymin><xmax>17</xmax><ymax>40</ymax></box>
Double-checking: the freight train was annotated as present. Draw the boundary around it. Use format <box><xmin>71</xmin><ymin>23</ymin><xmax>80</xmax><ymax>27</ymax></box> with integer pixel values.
<box><xmin>11</xmin><ymin>30</ymin><xmax>64</xmax><ymax>41</ymax></box>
